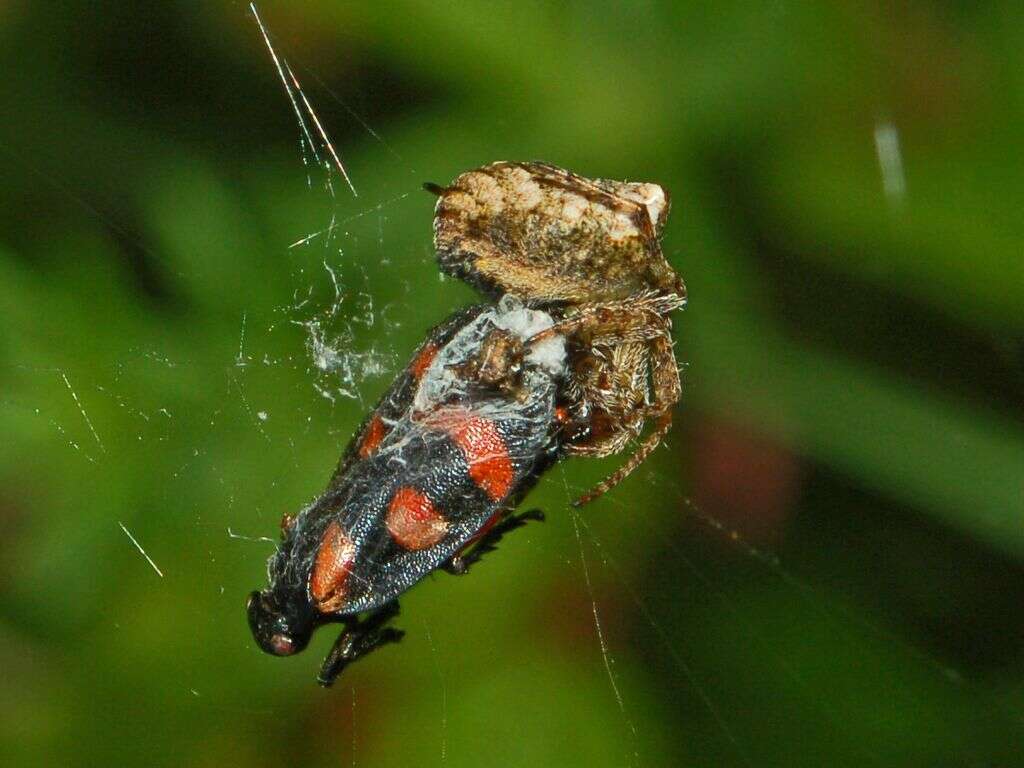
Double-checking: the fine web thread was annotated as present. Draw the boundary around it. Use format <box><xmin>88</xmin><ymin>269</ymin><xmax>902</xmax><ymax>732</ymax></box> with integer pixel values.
<box><xmin>560</xmin><ymin>467</ymin><xmax>756</xmax><ymax>767</ymax></box>
<box><xmin>423</xmin><ymin>620</ymin><xmax>449</xmax><ymax>764</ymax></box>
<box><xmin>250</xmin><ymin>3</ymin><xmax>357</xmax><ymax>198</ymax></box>
<box><xmin>570</xmin><ymin>508</ymin><xmax>640</xmax><ymax>768</ymax></box>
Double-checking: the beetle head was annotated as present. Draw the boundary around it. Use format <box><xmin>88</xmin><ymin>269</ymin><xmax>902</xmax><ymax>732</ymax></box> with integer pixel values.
<box><xmin>247</xmin><ymin>589</ymin><xmax>314</xmax><ymax>657</ymax></box>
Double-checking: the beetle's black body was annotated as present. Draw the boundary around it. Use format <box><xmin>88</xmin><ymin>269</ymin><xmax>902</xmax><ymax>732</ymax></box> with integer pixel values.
<box><xmin>248</xmin><ymin>298</ymin><xmax>570</xmax><ymax>683</ymax></box>
<box><xmin>248</xmin><ymin>162</ymin><xmax>684</xmax><ymax>685</ymax></box>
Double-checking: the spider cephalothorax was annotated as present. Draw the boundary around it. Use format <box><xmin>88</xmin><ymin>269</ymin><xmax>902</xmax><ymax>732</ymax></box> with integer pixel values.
<box><xmin>430</xmin><ymin>161</ymin><xmax>686</xmax><ymax>504</ymax></box>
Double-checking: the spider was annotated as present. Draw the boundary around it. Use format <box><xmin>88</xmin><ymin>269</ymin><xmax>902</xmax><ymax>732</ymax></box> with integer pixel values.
<box><xmin>428</xmin><ymin>161</ymin><xmax>686</xmax><ymax>505</ymax></box>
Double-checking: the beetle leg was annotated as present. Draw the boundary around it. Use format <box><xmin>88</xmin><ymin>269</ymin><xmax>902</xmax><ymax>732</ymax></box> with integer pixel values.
<box><xmin>318</xmin><ymin>603</ymin><xmax>405</xmax><ymax>687</ymax></box>
<box><xmin>443</xmin><ymin>508</ymin><xmax>545</xmax><ymax>575</ymax></box>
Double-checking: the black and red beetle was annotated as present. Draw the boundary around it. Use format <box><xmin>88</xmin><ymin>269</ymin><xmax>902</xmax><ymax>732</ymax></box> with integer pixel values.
<box><xmin>248</xmin><ymin>162</ymin><xmax>684</xmax><ymax>684</ymax></box>
<box><xmin>248</xmin><ymin>297</ymin><xmax>572</xmax><ymax>685</ymax></box>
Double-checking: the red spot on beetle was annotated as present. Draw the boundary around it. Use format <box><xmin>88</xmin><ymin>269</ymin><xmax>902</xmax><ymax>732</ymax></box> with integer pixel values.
<box><xmin>410</xmin><ymin>343</ymin><xmax>439</xmax><ymax>380</ymax></box>
<box><xmin>554</xmin><ymin>405</ymin><xmax>570</xmax><ymax>424</ymax></box>
<box><xmin>386</xmin><ymin>486</ymin><xmax>448</xmax><ymax>550</ymax></box>
<box><xmin>309</xmin><ymin>521</ymin><xmax>356</xmax><ymax>614</ymax></box>
<box><xmin>358</xmin><ymin>414</ymin><xmax>387</xmax><ymax>458</ymax></box>
<box><xmin>425</xmin><ymin>408</ymin><xmax>513</xmax><ymax>501</ymax></box>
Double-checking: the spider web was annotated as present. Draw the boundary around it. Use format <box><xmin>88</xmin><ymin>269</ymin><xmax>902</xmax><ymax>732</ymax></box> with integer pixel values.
<box><xmin>4</xmin><ymin>6</ymin><xmax>985</xmax><ymax>767</ymax></box>
<box><xmin>237</xmin><ymin>18</ymin><xmax>970</xmax><ymax>766</ymax></box>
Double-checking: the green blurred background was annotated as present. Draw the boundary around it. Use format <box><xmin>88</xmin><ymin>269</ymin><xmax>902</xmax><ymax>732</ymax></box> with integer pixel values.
<box><xmin>2</xmin><ymin>1</ymin><xmax>1023</xmax><ymax>765</ymax></box>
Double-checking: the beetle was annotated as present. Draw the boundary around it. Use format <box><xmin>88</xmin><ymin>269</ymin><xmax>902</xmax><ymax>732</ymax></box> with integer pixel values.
<box><xmin>248</xmin><ymin>297</ymin><xmax>572</xmax><ymax>685</ymax></box>
<box><xmin>249</xmin><ymin>162</ymin><xmax>685</xmax><ymax>683</ymax></box>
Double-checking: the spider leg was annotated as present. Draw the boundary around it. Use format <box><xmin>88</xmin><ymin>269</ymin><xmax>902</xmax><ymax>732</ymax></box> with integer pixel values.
<box><xmin>572</xmin><ymin>335</ymin><xmax>681</xmax><ymax>506</ymax></box>
<box><xmin>527</xmin><ymin>292</ymin><xmax>678</xmax><ymax>348</ymax></box>
<box><xmin>443</xmin><ymin>508</ymin><xmax>545</xmax><ymax>575</ymax></box>
<box><xmin>572</xmin><ymin>411</ymin><xmax>673</xmax><ymax>506</ymax></box>
<box><xmin>527</xmin><ymin>298</ymin><xmax>682</xmax><ymax>506</ymax></box>
<box><xmin>318</xmin><ymin>603</ymin><xmax>405</xmax><ymax>686</ymax></box>
<box><xmin>648</xmin><ymin>333</ymin><xmax>682</xmax><ymax>418</ymax></box>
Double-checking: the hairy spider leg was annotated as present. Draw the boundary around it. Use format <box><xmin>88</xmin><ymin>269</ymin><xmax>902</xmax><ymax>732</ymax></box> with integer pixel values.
<box><xmin>572</xmin><ymin>413</ymin><xmax>673</xmax><ymax>507</ymax></box>
<box><xmin>526</xmin><ymin>302</ymin><xmax>682</xmax><ymax>505</ymax></box>
<box><xmin>529</xmin><ymin>293</ymin><xmax>679</xmax><ymax>348</ymax></box>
